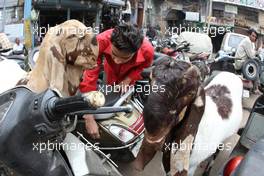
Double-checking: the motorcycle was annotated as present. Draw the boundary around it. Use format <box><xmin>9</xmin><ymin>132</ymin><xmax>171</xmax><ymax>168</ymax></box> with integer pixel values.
<box><xmin>242</xmin><ymin>55</ymin><xmax>264</xmax><ymax>93</ymax></box>
<box><xmin>27</xmin><ymin>47</ymin><xmax>147</xmax><ymax>162</ymax></box>
<box><xmin>0</xmin><ymin>86</ymin><xmax>134</xmax><ymax>176</ymax></box>
<box><xmin>159</xmin><ymin>40</ymin><xmax>210</xmax><ymax>81</ymax></box>
<box><xmin>219</xmin><ymin>94</ymin><xmax>264</xmax><ymax>176</ymax></box>
<box><xmin>209</xmin><ymin>49</ymin><xmax>237</xmax><ymax>75</ymax></box>
<box><xmin>208</xmin><ymin>49</ymin><xmax>264</xmax><ymax>95</ymax></box>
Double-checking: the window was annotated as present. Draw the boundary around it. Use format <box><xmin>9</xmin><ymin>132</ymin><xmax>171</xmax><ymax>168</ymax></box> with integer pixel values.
<box><xmin>213</xmin><ymin>9</ymin><xmax>224</xmax><ymax>18</ymax></box>
<box><xmin>228</xmin><ymin>35</ymin><xmax>246</xmax><ymax>49</ymax></box>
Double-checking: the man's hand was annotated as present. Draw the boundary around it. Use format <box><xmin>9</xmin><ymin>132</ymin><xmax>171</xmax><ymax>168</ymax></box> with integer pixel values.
<box><xmin>118</xmin><ymin>77</ymin><xmax>132</xmax><ymax>93</ymax></box>
<box><xmin>83</xmin><ymin>114</ymin><xmax>100</xmax><ymax>139</ymax></box>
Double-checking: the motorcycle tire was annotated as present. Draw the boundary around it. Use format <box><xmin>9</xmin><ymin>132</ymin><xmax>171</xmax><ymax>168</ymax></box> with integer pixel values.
<box><xmin>242</xmin><ymin>59</ymin><xmax>259</xmax><ymax>81</ymax></box>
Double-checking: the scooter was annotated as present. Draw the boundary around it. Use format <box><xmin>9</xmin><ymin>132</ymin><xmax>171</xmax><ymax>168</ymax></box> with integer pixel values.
<box><xmin>208</xmin><ymin>49</ymin><xmax>264</xmax><ymax>95</ymax></box>
<box><xmin>159</xmin><ymin>40</ymin><xmax>211</xmax><ymax>81</ymax></box>
<box><xmin>219</xmin><ymin>94</ymin><xmax>264</xmax><ymax>176</ymax></box>
<box><xmin>0</xmin><ymin>86</ymin><xmax>134</xmax><ymax>176</ymax></box>
<box><xmin>27</xmin><ymin>47</ymin><xmax>147</xmax><ymax>162</ymax></box>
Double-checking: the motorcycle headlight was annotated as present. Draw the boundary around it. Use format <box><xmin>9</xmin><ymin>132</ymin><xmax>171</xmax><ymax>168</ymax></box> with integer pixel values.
<box><xmin>109</xmin><ymin>125</ymin><xmax>135</xmax><ymax>143</ymax></box>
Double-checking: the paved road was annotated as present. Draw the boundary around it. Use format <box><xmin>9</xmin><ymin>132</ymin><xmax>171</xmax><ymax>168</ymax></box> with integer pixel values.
<box><xmin>117</xmin><ymin>93</ymin><xmax>261</xmax><ymax>176</ymax></box>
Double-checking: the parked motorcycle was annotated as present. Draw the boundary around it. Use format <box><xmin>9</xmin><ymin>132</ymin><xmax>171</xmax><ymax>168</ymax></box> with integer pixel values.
<box><xmin>27</xmin><ymin>46</ymin><xmax>147</xmax><ymax>162</ymax></box>
<box><xmin>242</xmin><ymin>55</ymin><xmax>264</xmax><ymax>93</ymax></box>
<box><xmin>208</xmin><ymin>49</ymin><xmax>264</xmax><ymax>94</ymax></box>
<box><xmin>0</xmin><ymin>86</ymin><xmax>135</xmax><ymax>176</ymax></box>
<box><xmin>219</xmin><ymin>94</ymin><xmax>264</xmax><ymax>176</ymax></box>
<box><xmin>209</xmin><ymin>49</ymin><xmax>237</xmax><ymax>75</ymax></box>
<box><xmin>161</xmin><ymin>39</ymin><xmax>211</xmax><ymax>81</ymax></box>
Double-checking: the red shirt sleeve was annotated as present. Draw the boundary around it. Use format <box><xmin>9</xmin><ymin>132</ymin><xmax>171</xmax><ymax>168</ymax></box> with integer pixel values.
<box><xmin>79</xmin><ymin>29</ymin><xmax>113</xmax><ymax>93</ymax></box>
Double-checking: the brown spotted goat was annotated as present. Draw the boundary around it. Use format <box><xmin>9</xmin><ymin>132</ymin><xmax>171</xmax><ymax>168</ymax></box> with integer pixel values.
<box><xmin>26</xmin><ymin>19</ymin><xmax>98</xmax><ymax>96</ymax></box>
<box><xmin>133</xmin><ymin>58</ymin><xmax>243</xmax><ymax>176</ymax></box>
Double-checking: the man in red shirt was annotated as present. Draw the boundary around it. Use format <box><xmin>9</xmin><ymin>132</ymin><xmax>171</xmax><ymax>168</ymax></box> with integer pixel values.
<box><xmin>79</xmin><ymin>24</ymin><xmax>154</xmax><ymax>139</ymax></box>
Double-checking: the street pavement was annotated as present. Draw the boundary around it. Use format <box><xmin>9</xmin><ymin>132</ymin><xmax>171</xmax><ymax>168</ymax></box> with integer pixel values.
<box><xmin>117</xmin><ymin>93</ymin><xmax>261</xmax><ymax>176</ymax></box>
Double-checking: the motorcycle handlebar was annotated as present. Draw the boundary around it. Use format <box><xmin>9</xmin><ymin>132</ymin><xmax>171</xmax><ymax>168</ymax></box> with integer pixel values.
<box><xmin>68</xmin><ymin>105</ymin><xmax>133</xmax><ymax>118</ymax></box>
<box><xmin>45</xmin><ymin>91</ymin><xmax>133</xmax><ymax>122</ymax></box>
<box><xmin>46</xmin><ymin>96</ymin><xmax>93</xmax><ymax>121</ymax></box>
<box><xmin>46</xmin><ymin>91</ymin><xmax>105</xmax><ymax>122</ymax></box>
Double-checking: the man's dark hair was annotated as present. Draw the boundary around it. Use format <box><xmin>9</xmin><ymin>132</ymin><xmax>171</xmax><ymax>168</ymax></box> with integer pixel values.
<box><xmin>248</xmin><ymin>28</ymin><xmax>258</xmax><ymax>39</ymax></box>
<box><xmin>111</xmin><ymin>23</ymin><xmax>144</xmax><ymax>53</ymax></box>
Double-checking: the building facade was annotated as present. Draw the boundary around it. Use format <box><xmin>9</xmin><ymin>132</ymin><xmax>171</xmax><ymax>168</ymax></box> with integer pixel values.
<box><xmin>0</xmin><ymin>0</ymin><xmax>127</xmax><ymax>46</ymax></box>
<box><xmin>144</xmin><ymin>0</ymin><xmax>263</xmax><ymax>51</ymax></box>
<box><xmin>144</xmin><ymin>0</ymin><xmax>208</xmax><ymax>36</ymax></box>
<box><xmin>0</xmin><ymin>0</ymin><xmax>24</xmax><ymax>26</ymax></box>
<box><xmin>208</xmin><ymin>0</ymin><xmax>264</xmax><ymax>51</ymax></box>
<box><xmin>0</xmin><ymin>0</ymin><xmax>24</xmax><ymax>42</ymax></box>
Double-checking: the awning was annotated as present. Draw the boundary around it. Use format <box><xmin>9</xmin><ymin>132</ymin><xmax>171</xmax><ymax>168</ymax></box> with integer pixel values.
<box><xmin>103</xmin><ymin>0</ymin><xmax>125</xmax><ymax>6</ymax></box>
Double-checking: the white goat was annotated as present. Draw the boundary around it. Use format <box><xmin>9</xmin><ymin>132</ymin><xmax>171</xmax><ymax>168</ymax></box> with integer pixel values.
<box><xmin>133</xmin><ymin>58</ymin><xmax>243</xmax><ymax>176</ymax></box>
<box><xmin>188</xmin><ymin>71</ymin><xmax>243</xmax><ymax>175</ymax></box>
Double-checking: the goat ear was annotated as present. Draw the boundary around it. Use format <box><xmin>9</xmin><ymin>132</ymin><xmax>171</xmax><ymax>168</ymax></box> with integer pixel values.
<box><xmin>50</xmin><ymin>44</ymin><xmax>65</xmax><ymax>64</ymax></box>
<box><xmin>49</xmin><ymin>51</ymin><xmax>65</xmax><ymax>94</ymax></box>
<box><xmin>89</xmin><ymin>35</ymin><xmax>99</xmax><ymax>57</ymax></box>
<box><xmin>90</xmin><ymin>42</ymin><xmax>99</xmax><ymax>58</ymax></box>
<box><xmin>184</xmin><ymin>65</ymin><xmax>201</xmax><ymax>80</ymax></box>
